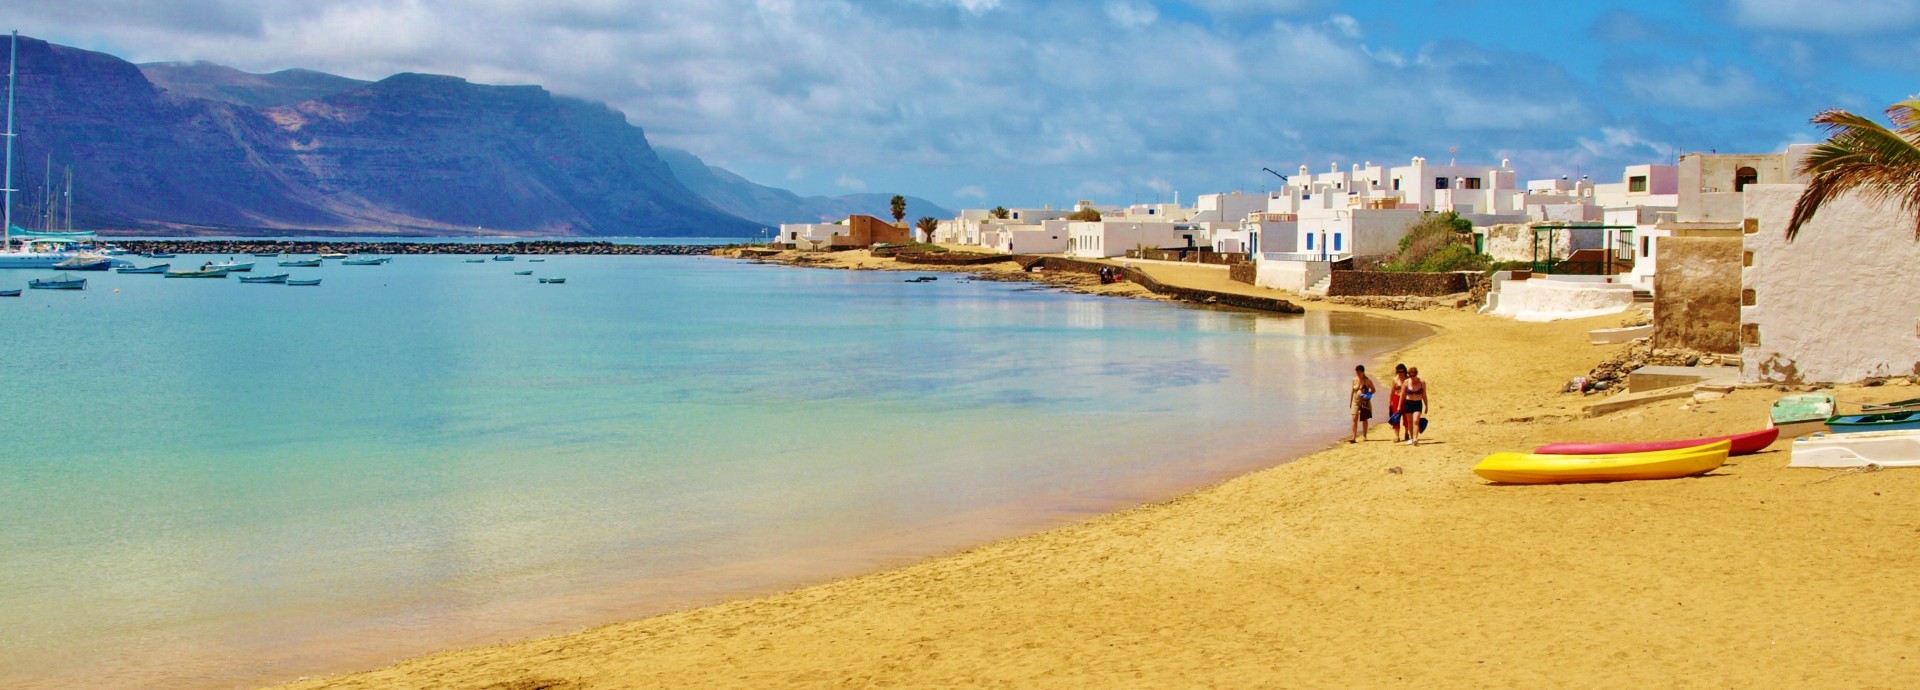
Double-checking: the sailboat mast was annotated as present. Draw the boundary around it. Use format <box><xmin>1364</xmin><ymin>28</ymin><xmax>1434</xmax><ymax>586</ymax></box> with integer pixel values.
<box><xmin>3</xmin><ymin>31</ymin><xmax>17</xmax><ymax>250</ymax></box>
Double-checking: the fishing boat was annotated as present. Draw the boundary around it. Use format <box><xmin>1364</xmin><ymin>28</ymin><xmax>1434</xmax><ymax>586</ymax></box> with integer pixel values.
<box><xmin>538</xmin><ymin>277</ymin><xmax>565</xmax><ymax>284</ymax></box>
<box><xmin>1863</xmin><ymin>397</ymin><xmax>1920</xmax><ymax>413</ymax></box>
<box><xmin>52</xmin><ymin>255</ymin><xmax>112</xmax><ymax>271</ymax></box>
<box><xmin>251</xmin><ymin>251</ymin><xmax>281</xmax><ymax>257</ymax></box>
<box><xmin>1790</xmin><ymin>429</ymin><xmax>1920</xmax><ymax>468</ymax></box>
<box><xmin>1533</xmin><ymin>427</ymin><xmax>1779</xmax><ymax>457</ymax></box>
<box><xmin>528</xmin><ymin>258</ymin><xmax>545</xmax><ymax>263</ymax></box>
<box><xmin>1826</xmin><ymin>410</ymin><xmax>1920</xmax><ymax>434</ymax></box>
<box><xmin>28</xmin><ymin>273</ymin><xmax>86</xmax><ymax>290</ymax></box>
<box><xmin>116</xmin><ymin>263</ymin><xmax>169</xmax><ymax>274</ymax></box>
<box><xmin>1770</xmin><ymin>392</ymin><xmax>1834</xmax><ymax>439</ymax></box>
<box><xmin>318</xmin><ymin>252</ymin><xmax>348</xmax><ymax>260</ymax></box>
<box><xmin>145</xmin><ymin>252</ymin><xmax>177</xmax><ymax>259</ymax></box>
<box><xmin>239</xmin><ymin>273</ymin><xmax>290</xmax><ymax>284</ymax></box>
<box><xmin>492</xmin><ymin>255</ymin><xmax>514</xmax><ymax>261</ymax></box>
<box><xmin>463</xmin><ymin>258</ymin><xmax>486</xmax><ymax>263</ymax></box>
<box><xmin>1473</xmin><ymin>440</ymin><xmax>1731</xmax><ymax>484</ymax></box>
<box><xmin>286</xmin><ymin>278</ymin><xmax>322</xmax><ymax>286</ymax></box>
<box><xmin>164</xmin><ymin>267</ymin><xmax>229</xmax><ymax>278</ymax></box>
<box><xmin>514</xmin><ymin>270</ymin><xmax>533</xmax><ymax>276</ymax></box>
<box><xmin>278</xmin><ymin>258</ymin><xmax>322</xmax><ymax>267</ymax></box>
<box><xmin>341</xmin><ymin>257</ymin><xmax>390</xmax><ymax>266</ymax></box>
<box><xmin>0</xmin><ymin>288</ymin><xmax>18</xmax><ymax>296</ymax></box>
<box><xmin>208</xmin><ymin>261</ymin><xmax>255</xmax><ymax>273</ymax></box>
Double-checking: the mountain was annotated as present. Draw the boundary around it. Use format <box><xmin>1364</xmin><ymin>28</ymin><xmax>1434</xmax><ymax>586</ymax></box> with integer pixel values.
<box><xmin>6</xmin><ymin>36</ymin><xmax>756</xmax><ymax>236</ymax></box>
<box><xmin>656</xmin><ymin>147</ymin><xmax>954</xmax><ymax>227</ymax></box>
<box><xmin>140</xmin><ymin>62</ymin><xmax>369</xmax><ymax>109</ymax></box>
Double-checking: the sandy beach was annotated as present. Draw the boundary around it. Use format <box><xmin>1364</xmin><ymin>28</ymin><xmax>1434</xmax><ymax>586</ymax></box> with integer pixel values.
<box><xmin>279</xmin><ymin>251</ymin><xmax>1920</xmax><ymax>689</ymax></box>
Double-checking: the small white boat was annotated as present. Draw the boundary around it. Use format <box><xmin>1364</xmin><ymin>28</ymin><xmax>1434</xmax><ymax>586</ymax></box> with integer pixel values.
<box><xmin>319</xmin><ymin>252</ymin><xmax>348</xmax><ymax>260</ymax></box>
<box><xmin>1789</xmin><ymin>429</ymin><xmax>1920</xmax><ymax>468</ymax></box>
<box><xmin>1588</xmin><ymin>324</ymin><xmax>1653</xmax><ymax>345</ymax></box>
<box><xmin>208</xmin><ymin>261</ymin><xmax>256</xmax><ymax>273</ymax></box>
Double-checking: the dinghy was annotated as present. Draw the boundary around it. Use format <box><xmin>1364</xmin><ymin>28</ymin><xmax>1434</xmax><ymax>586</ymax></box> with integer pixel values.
<box><xmin>1771</xmin><ymin>392</ymin><xmax>1835</xmax><ymax>439</ymax></box>
<box><xmin>1473</xmin><ymin>440</ymin><xmax>1731</xmax><ymax>484</ymax></box>
<box><xmin>1790</xmin><ymin>430</ymin><xmax>1920</xmax><ymax>468</ymax></box>
<box><xmin>28</xmin><ymin>273</ymin><xmax>87</xmax><ymax>290</ymax></box>
<box><xmin>278</xmin><ymin>258</ymin><xmax>322</xmax><ymax>267</ymax></box>
<box><xmin>116</xmin><ymin>263</ymin><xmax>170</xmax><ymax>274</ymax></box>
<box><xmin>286</xmin><ymin>278</ymin><xmax>322</xmax><ymax>286</ymax></box>
<box><xmin>239</xmin><ymin>273</ymin><xmax>290</xmax><ymax>284</ymax></box>
<box><xmin>1533</xmin><ymin>427</ymin><xmax>1778</xmax><ymax>456</ymax></box>
<box><xmin>1827</xmin><ymin>410</ymin><xmax>1920</xmax><ymax>433</ymax></box>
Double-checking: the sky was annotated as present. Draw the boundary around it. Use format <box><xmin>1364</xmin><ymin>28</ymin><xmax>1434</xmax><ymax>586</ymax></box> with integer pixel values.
<box><xmin>12</xmin><ymin>0</ymin><xmax>1918</xmax><ymax>210</ymax></box>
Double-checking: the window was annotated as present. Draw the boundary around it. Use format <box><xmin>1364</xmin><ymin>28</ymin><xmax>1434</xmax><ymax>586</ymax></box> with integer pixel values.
<box><xmin>1392</xmin><ymin>178</ymin><xmax>1401</xmax><ymax>191</ymax></box>
<box><xmin>1306</xmin><ymin>233</ymin><xmax>1314</xmax><ymax>250</ymax></box>
<box><xmin>1629</xmin><ymin>176</ymin><xmax>1648</xmax><ymax>193</ymax></box>
<box><xmin>1147</xmin><ymin>209</ymin><xmax>1156</xmax><ymax>215</ymax></box>
<box><xmin>1734</xmin><ymin>166</ymin><xmax>1758</xmax><ymax>192</ymax></box>
<box><xmin>1333</xmin><ymin>233</ymin><xmax>1342</xmax><ymax>252</ymax></box>
<box><xmin>1434</xmin><ymin>177</ymin><xmax>1451</xmax><ymax>190</ymax></box>
<box><xmin>1641</xmin><ymin>236</ymin><xmax>1651</xmax><ymax>258</ymax></box>
<box><xmin>1012</xmin><ymin>212</ymin><xmax>1020</xmax><ymax>219</ymax></box>
<box><xmin>1460</xmin><ymin>177</ymin><xmax>1482</xmax><ymax>190</ymax></box>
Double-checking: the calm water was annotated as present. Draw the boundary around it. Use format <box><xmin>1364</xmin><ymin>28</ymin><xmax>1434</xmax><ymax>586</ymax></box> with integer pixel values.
<box><xmin>0</xmin><ymin>255</ymin><xmax>1427</xmax><ymax>688</ymax></box>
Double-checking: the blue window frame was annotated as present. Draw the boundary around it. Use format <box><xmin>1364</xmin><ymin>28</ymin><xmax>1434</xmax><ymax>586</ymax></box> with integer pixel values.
<box><xmin>1306</xmin><ymin>233</ymin><xmax>1314</xmax><ymax>250</ymax></box>
<box><xmin>1333</xmin><ymin>233</ymin><xmax>1343</xmax><ymax>252</ymax></box>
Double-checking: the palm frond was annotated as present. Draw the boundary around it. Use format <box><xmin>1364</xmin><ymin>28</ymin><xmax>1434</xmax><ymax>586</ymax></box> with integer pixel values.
<box><xmin>1788</xmin><ymin>105</ymin><xmax>1920</xmax><ymax>240</ymax></box>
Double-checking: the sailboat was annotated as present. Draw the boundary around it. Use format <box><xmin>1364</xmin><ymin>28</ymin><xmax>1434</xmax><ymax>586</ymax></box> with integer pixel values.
<box><xmin>0</xmin><ymin>32</ymin><xmax>110</xmax><ymax>269</ymax></box>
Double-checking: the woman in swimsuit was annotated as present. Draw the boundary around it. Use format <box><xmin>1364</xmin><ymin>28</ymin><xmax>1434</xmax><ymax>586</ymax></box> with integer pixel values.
<box><xmin>1388</xmin><ymin>363</ymin><xmax>1408</xmax><ymax>442</ymax></box>
<box><xmin>1349</xmin><ymin>364</ymin><xmax>1375</xmax><ymax>443</ymax></box>
<box><xmin>1402</xmin><ymin>366</ymin><xmax>1428</xmax><ymax>446</ymax></box>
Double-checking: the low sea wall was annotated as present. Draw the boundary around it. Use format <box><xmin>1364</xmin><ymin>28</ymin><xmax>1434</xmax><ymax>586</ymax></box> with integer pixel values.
<box><xmin>894</xmin><ymin>252</ymin><xmax>1015</xmax><ymax>266</ymax></box>
<box><xmin>1120</xmin><ymin>267</ymin><xmax>1303</xmax><ymax>314</ymax></box>
<box><xmin>112</xmin><ymin>240</ymin><xmax>720</xmax><ymax>256</ymax></box>
<box><xmin>1326</xmin><ymin>271</ymin><xmax>1474</xmax><ymax>297</ymax></box>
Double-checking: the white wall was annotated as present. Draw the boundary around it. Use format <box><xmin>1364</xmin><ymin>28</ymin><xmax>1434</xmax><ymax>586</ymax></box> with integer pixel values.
<box><xmin>1740</xmin><ymin>184</ymin><xmax>1920</xmax><ymax>384</ymax></box>
<box><xmin>1066</xmin><ymin>221</ymin><xmax>1192</xmax><ymax>258</ymax></box>
<box><xmin>1254</xmin><ymin>257</ymin><xmax>1331</xmax><ymax>292</ymax></box>
<box><xmin>1488</xmin><ymin>279</ymin><xmax>1636</xmax><ymax>322</ymax></box>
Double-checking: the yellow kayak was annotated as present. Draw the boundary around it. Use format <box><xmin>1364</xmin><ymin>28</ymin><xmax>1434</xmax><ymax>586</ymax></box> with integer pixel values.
<box><xmin>1473</xmin><ymin>439</ymin><xmax>1731</xmax><ymax>484</ymax></box>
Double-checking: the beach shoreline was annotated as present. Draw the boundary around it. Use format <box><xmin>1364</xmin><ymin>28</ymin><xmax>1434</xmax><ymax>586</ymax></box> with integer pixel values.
<box><xmin>272</xmin><ymin>249</ymin><xmax>1920</xmax><ymax>689</ymax></box>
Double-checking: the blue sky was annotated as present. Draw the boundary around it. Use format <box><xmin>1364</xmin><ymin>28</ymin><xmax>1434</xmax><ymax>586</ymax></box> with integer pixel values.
<box><xmin>13</xmin><ymin>0</ymin><xmax>1917</xmax><ymax>210</ymax></box>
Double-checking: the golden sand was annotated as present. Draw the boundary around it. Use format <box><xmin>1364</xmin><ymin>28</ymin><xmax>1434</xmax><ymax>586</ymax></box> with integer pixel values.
<box><xmin>280</xmin><ymin>252</ymin><xmax>1920</xmax><ymax>689</ymax></box>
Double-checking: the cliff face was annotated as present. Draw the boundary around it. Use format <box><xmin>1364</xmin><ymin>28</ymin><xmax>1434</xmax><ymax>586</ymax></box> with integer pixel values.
<box><xmin>7</xmin><ymin>36</ymin><xmax>755</xmax><ymax>236</ymax></box>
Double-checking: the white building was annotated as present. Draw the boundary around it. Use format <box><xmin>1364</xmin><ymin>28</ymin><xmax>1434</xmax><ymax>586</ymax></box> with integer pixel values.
<box><xmin>1065</xmin><ymin>221</ymin><xmax>1198</xmax><ymax>258</ymax></box>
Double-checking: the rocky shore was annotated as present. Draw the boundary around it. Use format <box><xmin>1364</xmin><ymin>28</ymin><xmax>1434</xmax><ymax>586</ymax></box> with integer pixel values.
<box><xmin>112</xmin><ymin>240</ymin><xmax>728</xmax><ymax>256</ymax></box>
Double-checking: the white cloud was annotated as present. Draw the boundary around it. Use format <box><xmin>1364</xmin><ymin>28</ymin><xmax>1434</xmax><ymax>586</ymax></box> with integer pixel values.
<box><xmin>834</xmin><ymin>174</ymin><xmax>867</xmax><ymax>191</ymax></box>
<box><xmin>1327</xmin><ymin>14</ymin><xmax>1361</xmax><ymax>39</ymax></box>
<box><xmin>1727</xmin><ymin>0</ymin><xmax>1920</xmax><ymax>34</ymax></box>
<box><xmin>1143</xmin><ymin>178</ymin><xmax>1173</xmax><ymax>194</ymax></box>
<box><xmin>1621</xmin><ymin>59</ymin><xmax>1769</xmax><ymax>110</ymax></box>
<box><xmin>1105</xmin><ymin>0</ymin><xmax>1159</xmax><ymax>28</ymax></box>
<box><xmin>954</xmin><ymin>185</ymin><xmax>988</xmax><ymax>199</ymax></box>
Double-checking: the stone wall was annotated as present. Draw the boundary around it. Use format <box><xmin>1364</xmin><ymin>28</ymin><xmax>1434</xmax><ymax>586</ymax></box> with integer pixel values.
<box><xmin>1652</xmin><ymin>236</ymin><xmax>1741</xmax><ymax>354</ymax></box>
<box><xmin>1120</xmin><ymin>267</ymin><xmax>1303</xmax><ymax>314</ymax></box>
<box><xmin>894</xmin><ymin>252</ymin><xmax>1013</xmax><ymax>265</ymax></box>
<box><xmin>1229</xmin><ymin>262</ymin><xmax>1257</xmax><ymax>285</ymax></box>
<box><xmin>1326</xmin><ymin>271</ymin><xmax>1471</xmax><ymax>297</ymax></box>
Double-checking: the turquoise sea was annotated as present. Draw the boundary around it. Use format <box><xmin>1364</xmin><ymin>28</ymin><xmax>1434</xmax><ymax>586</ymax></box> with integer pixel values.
<box><xmin>0</xmin><ymin>254</ymin><xmax>1427</xmax><ymax>688</ymax></box>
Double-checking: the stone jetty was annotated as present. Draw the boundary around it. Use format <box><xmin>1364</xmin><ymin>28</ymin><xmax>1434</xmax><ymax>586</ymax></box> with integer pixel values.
<box><xmin>112</xmin><ymin>240</ymin><xmax>726</xmax><ymax>256</ymax></box>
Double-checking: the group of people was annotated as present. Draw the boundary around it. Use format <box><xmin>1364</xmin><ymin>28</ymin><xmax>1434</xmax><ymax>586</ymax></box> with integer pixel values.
<box><xmin>1097</xmin><ymin>266</ymin><xmax>1125</xmax><ymax>284</ymax></box>
<box><xmin>1349</xmin><ymin>363</ymin><xmax>1428</xmax><ymax>445</ymax></box>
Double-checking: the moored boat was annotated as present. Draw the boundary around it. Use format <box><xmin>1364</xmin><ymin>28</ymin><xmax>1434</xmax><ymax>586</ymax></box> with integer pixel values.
<box><xmin>341</xmin><ymin>257</ymin><xmax>390</xmax><ymax>266</ymax></box>
<box><xmin>239</xmin><ymin>273</ymin><xmax>291</xmax><ymax>284</ymax></box>
<box><xmin>251</xmin><ymin>251</ymin><xmax>281</xmax><ymax>257</ymax></box>
<box><xmin>208</xmin><ymin>261</ymin><xmax>255</xmax><ymax>273</ymax></box>
<box><xmin>1863</xmin><ymin>397</ymin><xmax>1920</xmax><ymax>413</ymax></box>
<box><xmin>318</xmin><ymin>252</ymin><xmax>348</xmax><ymax>260</ymax></box>
<box><xmin>117</xmin><ymin>263</ymin><xmax>170</xmax><ymax>274</ymax></box>
<box><xmin>1533</xmin><ymin>427</ymin><xmax>1779</xmax><ymax>456</ymax></box>
<box><xmin>514</xmin><ymin>270</ymin><xmax>533</xmax><ymax>275</ymax></box>
<box><xmin>286</xmin><ymin>278</ymin><xmax>322</xmax><ymax>286</ymax></box>
<box><xmin>1789</xmin><ymin>429</ymin><xmax>1920</xmax><ymax>468</ymax></box>
<box><xmin>52</xmin><ymin>255</ymin><xmax>112</xmax><ymax>271</ymax></box>
<box><xmin>164</xmin><ymin>267</ymin><xmax>230</xmax><ymax>278</ymax></box>
<box><xmin>279</xmin><ymin>258</ymin><xmax>322</xmax><ymax>267</ymax></box>
<box><xmin>528</xmin><ymin>258</ymin><xmax>545</xmax><ymax>262</ymax></box>
<box><xmin>1472</xmin><ymin>440</ymin><xmax>1732</xmax><ymax>484</ymax></box>
<box><xmin>538</xmin><ymin>277</ymin><xmax>565</xmax><ymax>284</ymax></box>
<box><xmin>492</xmin><ymin>255</ymin><xmax>514</xmax><ymax>261</ymax></box>
<box><xmin>145</xmin><ymin>252</ymin><xmax>178</xmax><ymax>259</ymax></box>
<box><xmin>1826</xmin><ymin>410</ymin><xmax>1920</xmax><ymax>434</ymax></box>
<box><xmin>464</xmin><ymin>258</ymin><xmax>487</xmax><ymax>263</ymax></box>
<box><xmin>0</xmin><ymin>288</ymin><xmax>19</xmax><ymax>297</ymax></box>
<box><xmin>1771</xmin><ymin>392</ymin><xmax>1835</xmax><ymax>439</ymax></box>
<box><xmin>28</xmin><ymin>273</ymin><xmax>87</xmax><ymax>290</ymax></box>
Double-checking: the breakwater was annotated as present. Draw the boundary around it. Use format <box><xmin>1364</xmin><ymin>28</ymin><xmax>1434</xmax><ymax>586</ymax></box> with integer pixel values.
<box><xmin>112</xmin><ymin>240</ymin><xmax>726</xmax><ymax>256</ymax></box>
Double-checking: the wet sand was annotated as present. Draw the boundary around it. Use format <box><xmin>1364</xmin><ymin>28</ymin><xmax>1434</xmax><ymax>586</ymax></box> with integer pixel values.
<box><xmin>279</xmin><ymin>251</ymin><xmax>1920</xmax><ymax>689</ymax></box>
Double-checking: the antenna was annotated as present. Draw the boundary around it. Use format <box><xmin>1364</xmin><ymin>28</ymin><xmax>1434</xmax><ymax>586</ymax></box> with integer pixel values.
<box><xmin>1260</xmin><ymin>167</ymin><xmax>1289</xmax><ymax>182</ymax></box>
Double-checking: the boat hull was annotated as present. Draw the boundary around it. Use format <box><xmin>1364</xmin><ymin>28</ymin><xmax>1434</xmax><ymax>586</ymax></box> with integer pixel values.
<box><xmin>278</xmin><ymin>259</ymin><xmax>322</xmax><ymax>267</ymax></box>
<box><xmin>117</xmin><ymin>264</ymin><xmax>171</xmax><ymax>274</ymax></box>
<box><xmin>239</xmin><ymin>273</ymin><xmax>291</xmax><ymax>284</ymax></box>
<box><xmin>1473</xmin><ymin>440</ymin><xmax>1732</xmax><ymax>484</ymax></box>
<box><xmin>1827</xmin><ymin>411</ymin><xmax>1920</xmax><ymax>433</ymax></box>
<box><xmin>1790</xmin><ymin>430</ymin><xmax>1920</xmax><ymax>468</ymax></box>
<box><xmin>286</xmin><ymin>279</ymin><xmax>322</xmax><ymax>286</ymax></box>
<box><xmin>1533</xmin><ymin>427</ymin><xmax>1778</xmax><ymax>456</ymax></box>
<box><xmin>165</xmin><ymin>269</ymin><xmax>230</xmax><ymax>278</ymax></box>
<box><xmin>0</xmin><ymin>288</ymin><xmax>19</xmax><ymax>297</ymax></box>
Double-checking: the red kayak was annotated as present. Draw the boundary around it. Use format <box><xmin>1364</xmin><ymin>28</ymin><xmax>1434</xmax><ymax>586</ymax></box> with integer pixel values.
<box><xmin>1532</xmin><ymin>427</ymin><xmax>1780</xmax><ymax>457</ymax></box>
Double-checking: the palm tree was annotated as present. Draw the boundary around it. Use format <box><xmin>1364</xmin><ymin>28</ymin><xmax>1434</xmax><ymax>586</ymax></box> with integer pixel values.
<box><xmin>914</xmin><ymin>216</ymin><xmax>939</xmax><ymax>243</ymax></box>
<box><xmin>1787</xmin><ymin>97</ymin><xmax>1920</xmax><ymax>241</ymax></box>
<box><xmin>890</xmin><ymin>195</ymin><xmax>907</xmax><ymax>225</ymax></box>
<box><xmin>989</xmin><ymin>206</ymin><xmax>1010</xmax><ymax>220</ymax></box>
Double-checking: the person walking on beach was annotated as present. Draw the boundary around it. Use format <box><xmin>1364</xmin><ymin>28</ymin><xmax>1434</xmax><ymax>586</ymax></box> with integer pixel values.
<box><xmin>1349</xmin><ymin>364</ymin><xmax>1376</xmax><ymax>443</ymax></box>
<box><xmin>1402</xmin><ymin>366</ymin><xmax>1429</xmax><ymax>446</ymax></box>
<box><xmin>1388</xmin><ymin>363</ymin><xmax>1408</xmax><ymax>442</ymax></box>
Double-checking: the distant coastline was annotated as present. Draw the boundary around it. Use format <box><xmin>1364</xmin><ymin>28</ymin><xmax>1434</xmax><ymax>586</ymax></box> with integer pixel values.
<box><xmin>109</xmin><ymin>239</ymin><xmax>748</xmax><ymax>256</ymax></box>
